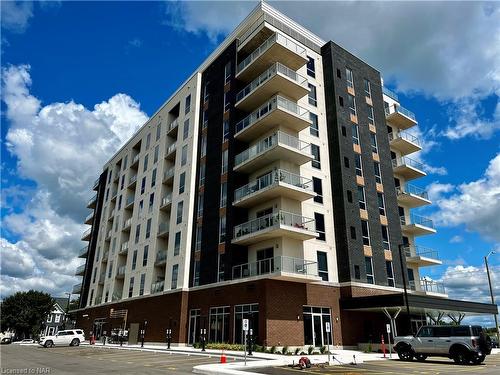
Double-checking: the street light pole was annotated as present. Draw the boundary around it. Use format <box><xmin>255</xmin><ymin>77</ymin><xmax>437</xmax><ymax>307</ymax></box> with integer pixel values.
<box><xmin>398</xmin><ymin>244</ymin><xmax>413</xmax><ymax>335</ymax></box>
<box><xmin>485</xmin><ymin>251</ymin><xmax>499</xmax><ymax>344</ymax></box>
<box><xmin>65</xmin><ymin>292</ymin><xmax>71</xmax><ymax>328</ymax></box>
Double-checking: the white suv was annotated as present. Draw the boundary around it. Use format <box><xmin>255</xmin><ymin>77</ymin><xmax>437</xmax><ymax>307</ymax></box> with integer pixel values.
<box><xmin>39</xmin><ymin>329</ymin><xmax>85</xmax><ymax>348</ymax></box>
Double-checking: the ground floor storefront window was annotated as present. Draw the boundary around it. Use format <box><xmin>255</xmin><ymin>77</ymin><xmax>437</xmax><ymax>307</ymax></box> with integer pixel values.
<box><xmin>188</xmin><ymin>309</ymin><xmax>200</xmax><ymax>345</ymax></box>
<box><xmin>209</xmin><ymin>306</ymin><xmax>230</xmax><ymax>343</ymax></box>
<box><xmin>303</xmin><ymin>306</ymin><xmax>332</xmax><ymax>347</ymax></box>
<box><xmin>234</xmin><ymin>304</ymin><xmax>259</xmax><ymax>344</ymax></box>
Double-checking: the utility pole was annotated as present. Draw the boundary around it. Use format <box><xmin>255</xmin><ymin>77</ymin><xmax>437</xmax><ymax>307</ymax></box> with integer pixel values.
<box><xmin>398</xmin><ymin>244</ymin><xmax>413</xmax><ymax>335</ymax></box>
<box><xmin>485</xmin><ymin>251</ymin><xmax>499</xmax><ymax>345</ymax></box>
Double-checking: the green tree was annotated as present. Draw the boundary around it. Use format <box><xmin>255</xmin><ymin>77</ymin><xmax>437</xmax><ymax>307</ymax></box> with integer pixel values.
<box><xmin>0</xmin><ymin>290</ymin><xmax>54</xmax><ymax>339</ymax></box>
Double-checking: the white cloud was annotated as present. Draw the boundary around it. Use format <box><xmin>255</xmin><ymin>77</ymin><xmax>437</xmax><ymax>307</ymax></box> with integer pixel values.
<box><xmin>128</xmin><ymin>38</ymin><xmax>143</xmax><ymax>48</ymax></box>
<box><xmin>0</xmin><ymin>64</ymin><xmax>148</xmax><ymax>298</ymax></box>
<box><xmin>450</xmin><ymin>235</ymin><xmax>463</xmax><ymax>244</ymax></box>
<box><xmin>0</xmin><ymin>1</ymin><xmax>34</xmax><ymax>33</ymax></box>
<box><xmin>431</xmin><ymin>153</ymin><xmax>500</xmax><ymax>242</ymax></box>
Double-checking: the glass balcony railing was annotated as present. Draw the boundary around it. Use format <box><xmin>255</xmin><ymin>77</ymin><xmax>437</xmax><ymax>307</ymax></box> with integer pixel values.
<box><xmin>234</xmin><ymin>210</ymin><xmax>315</xmax><ymax>239</ymax></box>
<box><xmin>116</xmin><ymin>266</ymin><xmax>126</xmax><ymax>277</ymax></box>
<box><xmin>234</xmin><ymin>169</ymin><xmax>312</xmax><ymax>202</ymax></box>
<box><xmin>168</xmin><ymin>119</ymin><xmax>179</xmax><ymax>133</ymax></box>
<box><xmin>151</xmin><ymin>280</ymin><xmax>165</xmax><ymax>294</ymax></box>
<box><xmin>161</xmin><ymin>194</ymin><xmax>172</xmax><ymax>207</ymax></box>
<box><xmin>397</xmin><ymin>184</ymin><xmax>429</xmax><ymax>200</ymax></box>
<box><xmin>234</xmin><ymin>131</ymin><xmax>311</xmax><ymax>168</ymax></box>
<box><xmin>166</xmin><ymin>143</ymin><xmax>176</xmax><ymax>155</ymax></box>
<box><xmin>85</xmin><ymin>212</ymin><xmax>94</xmax><ymax>222</ymax></box>
<box><xmin>155</xmin><ymin>251</ymin><xmax>167</xmax><ymax>264</ymax></box>
<box><xmin>388</xmin><ymin>131</ymin><xmax>421</xmax><ymax>146</ymax></box>
<box><xmin>87</xmin><ymin>195</ymin><xmax>97</xmax><ymax>207</ymax></box>
<box><xmin>125</xmin><ymin>196</ymin><xmax>134</xmax><ymax>207</ymax></box>
<box><xmin>236</xmin><ymin>62</ymin><xmax>308</xmax><ymax>103</ymax></box>
<box><xmin>122</xmin><ymin>218</ymin><xmax>132</xmax><ymax>229</ymax></box>
<box><xmin>93</xmin><ymin>177</ymin><xmax>100</xmax><ymax>190</ymax></box>
<box><xmin>78</xmin><ymin>246</ymin><xmax>88</xmax><ymax>257</ymax></box>
<box><xmin>237</xmin><ymin>32</ymin><xmax>306</xmax><ymax>73</ymax></box>
<box><xmin>120</xmin><ymin>241</ymin><xmax>129</xmax><ymax>253</ymax></box>
<box><xmin>385</xmin><ymin>105</ymin><xmax>416</xmax><ymax>122</ymax></box>
<box><xmin>129</xmin><ymin>174</ymin><xmax>137</xmax><ymax>185</ymax></box>
<box><xmin>400</xmin><ymin>214</ymin><xmax>435</xmax><ymax>229</ymax></box>
<box><xmin>131</xmin><ymin>154</ymin><xmax>140</xmax><ymax>166</ymax></box>
<box><xmin>158</xmin><ymin>222</ymin><xmax>169</xmax><ymax>235</ymax></box>
<box><xmin>404</xmin><ymin>245</ymin><xmax>439</xmax><ymax>260</ymax></box>
<box><xmin>163</xmin><ymin>167</ymin><xmax>175</xmax><ymax>181</ymax></box>
<box><xmin>420</xmin><ymin>279</ymin><xmax>446</xmax><ymax>294</ymax></box>
<box><xmin>392</xmin><ymin>156</ymin><xmax>425</xmax><ymax>171</ymax></box>
<box><xmin>75</xmin><ymin>264</ymin><xmax>85</xmax><ymax>275</ymax></box>
<box><xmin>382</xmin><ymin>86</ymin><xmax>399</xmax><ymax>101</ymax></box>
<box><xmin>235</xmin><ymin>95</ymin><xmax>309</xmax><ymax>135</ymax></box>
<box><xmin>232</xmin><ymin>255</ymin><xmax>318</xmax><ymax>280</ymax></box>
<box><xmin>72</xmin><ymin>283</ymin><xmax>82</xmax><ymax>294</ymax></box>
<box><xmin>81</xmin><ymin>228</ymin><xmax>91</xmax><ymax>239</ymax></box>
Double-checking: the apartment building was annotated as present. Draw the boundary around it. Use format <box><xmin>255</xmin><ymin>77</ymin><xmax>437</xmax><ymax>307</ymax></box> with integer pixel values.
<box><xmin>73</xmin><ymin>2</ymin><xmax>497</xmax><ymax>348</ymax></box>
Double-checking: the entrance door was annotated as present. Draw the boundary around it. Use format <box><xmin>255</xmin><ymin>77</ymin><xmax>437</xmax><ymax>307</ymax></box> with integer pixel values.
<box><xmin>313</xmin><ymin>315</ymin><xmax>323</xmax><ymax>347</ymax></box>
<box><xmin>303</xmin><ymin>307</ymin><xmax>332</xmax><ymax>347</ymax></box>
<box><xmin>188</xmin><ymin>309</ymin><xmax>200</xmax><ymax>345</ymax></box>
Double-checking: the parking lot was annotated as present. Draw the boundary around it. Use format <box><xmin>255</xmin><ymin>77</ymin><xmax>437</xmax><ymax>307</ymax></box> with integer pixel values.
<box><xmin>0</xmin><ymin>344</ymin><xmax>237</xmax><ymax>374</ymax></box>
<box><xmin>257</xmin><ymin>354</ymin><xmax>500</xmax><ymax>375</ymax></box>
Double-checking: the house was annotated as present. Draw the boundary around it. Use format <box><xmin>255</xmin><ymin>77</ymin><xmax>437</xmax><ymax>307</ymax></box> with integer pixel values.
<box><xmin>43</xmin><ymin>297</ymin><xmax>69</xmax><ymax>336</ymax></box>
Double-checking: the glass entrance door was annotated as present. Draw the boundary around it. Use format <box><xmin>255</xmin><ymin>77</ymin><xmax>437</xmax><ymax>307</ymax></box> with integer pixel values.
<box><xmin>313</xmin><ymin>315</ymin><xmax>323</xmax><ymax>347</ymax></box>
<box><xmin>303</xmin><ymin>306</ymin><xmax>332</xmax><ymax>347</ymax></box>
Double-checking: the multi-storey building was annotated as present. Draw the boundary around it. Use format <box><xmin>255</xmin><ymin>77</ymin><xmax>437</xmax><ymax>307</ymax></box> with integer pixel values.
<box><xmin>73</xmin><ymin>2</ymin><xmax>496</xmax><ymax>347</ymax></box>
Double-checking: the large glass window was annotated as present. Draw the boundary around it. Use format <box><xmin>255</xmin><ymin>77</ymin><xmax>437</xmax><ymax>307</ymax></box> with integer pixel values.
<box><xmin>223</xmin><ymin>120</ymin><xmax>229</xmax><ymax>142</ymax></box>
<box><xmin>171</xmin><ymin>264</ymin><xmax>179</xmax><ymax>289</ymax></box>
<box><xmin>370</xmin><ymin>132</ymin><xmax>378</xmax><ymax>153</ymax></box>
<box><xmin>314</xmin><ymin>213</ymin><xmax>325</xmax><ymax>241</ymax></box>
<box><xmin>381</xmin><ymin>225</ymin><xmax>390</xmax><ymax>250</ymax></box>
<box><xmin>234</xmin><ymin>304</ymin><xmax>259</xmax><ymax>344</ymax></box>
<box><xmin>181</xmin><ymin>145</ymin><xmax>188</xmax><ymax>166</ymax></box>
<box><xmin>355</xmin><ymin>153</ymin><xmax>363</xmax><ymax>176</ymax></box>
<box><xmin>128</xmin><ymin>276</ymin><xmax>134</xmax><ymax>297</ymax></box>
<box><xmin>183</xmin><ymin>119</ymin><xmax>189</xmax><ymax>140</ymax></box>
<box><xmin>151</xmin><ymin>168</ymin><xmax>156</xmax><ymax>187</ymax></box>
<box><xmin>386</xmin><ymin>260</ymin><xmax>394</xmax><ymax>287</ymax></box>
<box><xmin>364</xmin><ymin>79</ymin><xmax>371</xmax><ymax>98</ymax></box>
<box><xmin>317</xmin><ymin>252</ymin><xmax>328</xmax><ymax>281</ymax></box>
<box><xmin>374</xmin><ymin>162</ymin><xmax>382</xmax><ymax>184</ymax></box>
<box><xmin>224</xmin><ymin>61</ymin><xmax>232</xmax><ymax>84</ymax></box>
<box><xmin>146</xmin><ymin>218</ymin><xmax>151</xmax><ymax>239</ymax></box>
<box><xmin>224</xmin><ymin>92</ymin><xmax>230</xmax><ymax>112</ymax></box>
<box><xmin>199</xmin><ymin>163</ymin><xmax>206</xmax><ymax>186</ymax></box>
<box><xmin>348</xmin><ymin>94</ymin><xmax>357</xmax><ymax>117</ymax></box>
<box><xmin>188</xmin><ymin>309</ymin><xmax>201</xmax><ymax>345</ymax></box>
<box><xmin>139</xmin><ymin>274</ymin><xmax>145</xmax><ymax>295</ymax></box>
<box><xmin>307</xmin><ymin>56</ymin><xmax>315</xmax><ymax>78</ymax></box>
<box><xmin>352</xmin><ymin>124</ymin><xmax>359</xmax><ymax>145</ymax></box>
<box><xmin>361</xmin><ymin>220</ymin><xmax>370</xmax><ymax>246</ymax></box>
<box><xmin>135</xmin><ymin>224</ymin><xmax>140</xmax><ymax>244</ymax></box>
<box><xmin>313</xmin><ymin>177</ymin><xmax>323</xmax><ymax>204</ymax></box>
<box><xmin>311</xmin><ymin>144</ymin><xmax>321</xmax><ymax>169</ymax></box>
<box><xmin>143</xmin><ymin>245</ymin><xmax>148</xmax><ymax>267</ymax></box>
<box><xmin>185</xmin><ymin>94</ymin><xmax>191</xmax><ymax>114</ymax></box>
<box><xmin>378</xmin><ymin>193</ymin><xmax>386</xmax><ymax>216</ymax></box>
<box><xmin>179</xmin><ymin>172</ymin><xmax>186</xmax><ymax>194</ymax></box>
<box><xmin>197</xmin><ymin>192</ymin><xmax>204</xmax><ymax>218</ymax></box>
<box><xmin>368</xmin><ymin>106</ymin><xmax>375</xmax><ymax>126</ymax></box>
<box><xmin>176</xmin><ymin>201</ymin><xmax>183</xmax><ymax>224</ymax></box>
<box><xmin>346</xmin><ymin>68</ymin><xmax>354</xmax><ymax>89</ymax></box>
<box><xmin>209</xmin><ymin>306</ymin><xmax>230</xmax><ymax>343</ymax></box>
<box><xmin>221</xmin><ymin>149</ymin><xmax>228</xmax><ymax>174</ymax></box>
<box><xmin>200</xmin><ymin>134</ymin><xmax>207</xmax><ymax>157</ymax></box>
<box><xmin>365</xmin><ymin>256</ymin><xmax>374</xmax><ymax>284</ymax></box>
<box><xmin>174</xmin><ymin>231</ymin><xmax>181</xmax><ymax>256</ymax></box>
<box><xmin>220</xmin><ymin>182</ymin><xmax>227</xmax><ymax>208</ymax></box>
<box><xmin>193</xmin><ymin>260</ymin><xmax>200</xmax><ymax>287</ymax></box>
<box><xmin>218</xmin><ymin>253</ymin><xmax>225</xmax><ymax>282</ymax></box>
<box><xmin>358</xmin><ymin>185</ymin><xmax>366</xmax><ymax>210</ymax></box>
<box><xmin>309</xmin><ymin>112</ymin><xmax>319</xmax><ymax>137</ymax></box>
<box><xmin>308</xmin><ymin>84</ymin><xmax>317</xmax><ymax>107</ymax></box>
<box><xmin>219</xmin><ymin>215</ymin><xmax>226</xmax><ymax>243</ymax></box>
<box><xmin>132</xmin><ymin>250</ymin><xmax>138</xmax><ymax>270</ymax></box>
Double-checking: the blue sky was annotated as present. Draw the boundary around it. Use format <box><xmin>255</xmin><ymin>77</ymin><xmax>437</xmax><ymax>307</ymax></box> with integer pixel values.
<box><xmin>1</xmin><ymin>1</ymin><xmax>499</xmax><ymax>324</ymax></box>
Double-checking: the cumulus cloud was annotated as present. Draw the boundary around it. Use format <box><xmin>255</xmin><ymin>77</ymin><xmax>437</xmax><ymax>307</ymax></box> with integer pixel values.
<box><xmin>0</xmin><ymin>1</ymin><xmax>34</xmax><ymax>33</ymax></box>
<box><xmin>431</xmin><ymin>154</ymin><xmax>500</xmax><ymax>242</ymax></box>
<box><xmin>450</xmin><ymin>235</ymin><xmax>463</xmax><ymax>244</ymax></box>
<box><xmin>0</xmin><ymin>64</ymin><xmax>148</xmax><ymax>298</ymax></box>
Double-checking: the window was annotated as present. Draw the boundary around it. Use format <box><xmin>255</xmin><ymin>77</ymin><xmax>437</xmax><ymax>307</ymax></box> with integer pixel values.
<box><xmin>202</xmin><ymin>110</ymin><xmax>208</xmax><ymax>129</ymax></box>
<box><xmin>348</xmin><ymin>94</ymin><xmax>357</xmax><ymax>117</ymax></box>
<box><xmin>143</xmin><ymin>154</ymin><xmax>148</xmax><ymax>172</ymax></box>
<box><xmin>339</xmin><ymin>96</ymin><xmax>344</xmax><ymax>107</ymax></box>
<box><xmin>309</xmin><ymin>112</ymin><xmax>319</xmax><ymax>137</ymax></box>
<box><xmin>307</xmin><ymin>56</ymin><xmax>315</xmax><ymax>78</ymax></box>
<box><xmin>224</xmin><ymin>61</ymin><xmax>232</xmax><ymax>84</ymax></box>
<box><xmin>311</xmin><ymin>144</ymin><xmax>321</xmax><ymax>169</ymax></box>
<box><xmin>346</xmin><ymin>68</ymin><xmax>354</xmax><ymax>88</ymax></box>
<box><xmin>219</xmin><ymin>215</ymin><xmax>226</xmax><ymax>243</ymax></box>
<box><xmin>365</xmin><ymin>256</ymin><xmax>374</xmax><ymax>284</ymax></box>
<box><xmin>221</xmin><ymin>149</ymin><xmax>228</xmax><ymax>174</ymax></box>
<box><xmin>141</xmin><ymin>177</ymin><xmax>146</xmax><ymax>194</ymax></box>
<box><xmin>374</xmin><ymin>162</ymin><xmax>382</xmax><ymax>184</ymax></box>
<box><xmin>344</xmin><ymin>157</ymin><xmax>350</xmax><ymax>168</ymax></box>
<box><xmin>223</xmin><ymin>91</ymin><xmax>230</xmax><ymax>112</ymax></box>
<box><xmin>174</xmin><ymin>231</ymin><xmax>181</xmax><ymax>256</ymax></box>
<box><xmin>350</xmin><ymin>226</ymin><xmax>356</xmax><ymax>239</ymax></box>
<box><xmin>132</xmin><ymin>249</ymin><xmax>138</xmax><ymax>270</ymax></box>
<box><xmin>195</xmin><ymin>224</ymin><xmax>202</xmax><ymax>252</ymax></box>
<box><xmin>138</xmin><ymin>200</ymin><xmax>143</xmax><ymax>216</ymax></box>
<box><xmin>139</xmin><ymin>274</ymin><xmax>145</xmax><ymax>295</ymax></box>
<box><xmin>176</xmin><ymin>201</ymin><xmax>183</xmax><ymax>224</ymax></box>
<box><xmin>123</xmin><ymin>155</ymin><xmax>128</xmax><ymax>170</ymax></box>
<box><xmin>185</xmin><ymin>94</ymin><xmax>191</xmax><ymax>114</ymax></box>
<box><xmin>128</xmin><ymin>276</ymin><xmax>134</xmax><ymax>297</ymax></box>
<box><xmin>181</xmin><ymin>145</ymin><xmax>188</xmax><ymax>166</ymax></box>
<box><xmin>134</xmin><ymin>224</ymin><xmax>141</xmax><ymax>244</ymax></box>
<box><xmin>117</xmin><ymin>195</ymin><xmax>122</xmax><ymax>210</ymax></box>
<box><xmin>105</xmin><ymin>188</ymin><xmax>109</xmax><ymax>201</ymax></box>
<box><xmin>171</xmin><ymin>264</ymin><xmax>179</xmax><ymax>289</ymax></box>
<box><xmin>358</xmin><ymin>185</ymin><xmax>366</xmax><ymax>210</ymax></box>
<box><xmin>218</xmin><ymin>253</ymin><xmax>225</xmax><ymax>282</ymax></box>
<box><xmin>145</xmin><ymin>218</ymin><xmax>151</xmax><ymax>239</ymax></box>
<box><xmin>308</xmin><ymin>84</ymin><xmax>317</xmax><ymax>106</ymax></box>
<box><xmin>381</xmin><ymin>225</ymin><xmax>390</xmax><ymax>250</ymax></box>
<box><xmin>220</xmin><ymin>182</ymin><xmax>227</xmax><ymax>208</ymax></box>
<box><xmin>354</xmin><ymin>265</ymin><xmax>360</xmax><ymax>279</ymax></box>
<box><xmin>92</xmin><ymin>267</ymin><xmax>97</xmax><ymax>283</ymax></box>
<box><xmin>336</xmin><ymin>68</ymin><xmax>341</xmax><ymax>78</ymax></box>
<box><xmin>120</xmin><ymin>175</ymin><xmax>125</xmax><ymax>190</ymax></box>
<box><xmin>197</xmin><ymin>192</ymin><xmax>204</xmax><ymax>218</ymax></box>
<box><xmin>234</xmin><ymin>304</ymin><xmax>259</xmax><ymax>344</ymax></box>
<box><xmin>149</xmin><ymin>192</ymin><xmax>154</xmax><ymax>212</ymax></box>
<box><xmin>151</xmin><ymin>168</ymin><xmax>156</xmax><ymax>187</ymax></box>
<box><xmin>223</xmin><ymin>120</ymin><xmax>229</xmax><ymax>142</ymax></box>
<box><xmin>156</xmin><ymin>122</ymin><xmax>161</xmax><ymax>141</ymax></box>
<box><xmin>352</xmin><ymin>124</ymin><xmax>359</xmax><ymax>145</ymax></box>
<box><xmin>368</xmin><ymin>106</ymin><xmax>375</xmax><ymax>125</ymax></box>
<box><xmin>193</xmin><ymin>260</ymin><xmax>200</xmax><ymax>286</ymax></box>
<box><xmin>364</xmin><ymin>79</ymin><xmax>371</xmax><ymax>98</ymax></box>
<box><xmin>378</xmin><ymin>193</ymin><xmax>386</xmax><ymax>216</ymax></box>
<box><xmin>347</xmin><ymin>190</ymin><xmax>353</xmax><ymax>203</ymax></box>
<box><xmin>154</xmin><ymin>145</ymin><xmax>159</xmax><ymax>163</ymax></box>
<box><xmin>355</xmin><ymin>153</ymin><xmax>363</xmax><ymax>176</ymax></box>
<box><xmin>209</xmin><ymin>306</ymin><xmax>230</xmax><ymax>343</ymax></box>
<box><xmin>105</xmin><ymin>290</ymin><xmax>109</xmax><ymax>302</ymax></box>
<box><xmin>200</xmin><ymin>134</ymin><xmax>207</xmax><ymax>157</ymax></box>
<box><xmin>179</xmin><ymin>172</ymin><xmax>186</xmax><ymax>194</ymax></box>
<box><xmin>314</xmin><ymin>213</ymin><xmax>325</xmax><ymax>241</ymax></box>
<box><xmin>145</xmin><ymin>133</ymin><xmax>151</xmax><ymax>149</ymax></box>
<box><xmin>370</xmin><ymin>132</ymin><xmax>378</xmax><ymax>153</ymax></box>
<box><xmin>108</xmin><ymin>261</ymin><xmax>113</xmax><ymax>278</ymax></box>
<box><xmin>317</xmin><ymin>251</ymin><xmax>328</xmax><ymax>281</ymax></box>
<box><xmin>183</xmin><ymin>119</ymin><xmax>189</xmax><ymax>140</ymax></box>
<box><xmin>361</xmin><ymin>220</ymin><xmax>370</xmax><ymax>246</ymax></box>
<box><xmin>386</xmin><ymin>261</ymin><xmax>394</xmax><ymax>287</ymax></box>
<box><xmin>199</xmin><ymin>163</ymin><xmax>206</xmax><ymax>186</ymax></box>
<box><xmin>203</xmin><ymin>82</ymin><xmax>209</xmax><ymax>103</ymax></box>
<box><xmin>54</xmin><ymin>314</ymin><xmax>60</xmax><ymax>323</ymax></box>
<box><xmin>313</xmin><ymin>177</ymin><xmax>323</xmax><ymax>203</ymax></box>
<box><xmin>143</xmin><ymin>245</ymin><xmax>149</xmax><ymax>267</ymax></box>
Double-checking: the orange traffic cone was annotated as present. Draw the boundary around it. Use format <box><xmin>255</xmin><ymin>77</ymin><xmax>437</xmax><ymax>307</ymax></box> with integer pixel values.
<box><xmin>220</xmin><ymin>350</ymin><xmax>227</xmax><ymax>364</ymax></box>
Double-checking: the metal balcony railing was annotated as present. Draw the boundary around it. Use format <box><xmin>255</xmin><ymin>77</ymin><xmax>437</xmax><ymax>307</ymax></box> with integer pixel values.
<box><xmin>232</xmin><ymin>255</ymin><xmax>318</xmax><ymax>279</ymax></box>
<box><xmin>235</xmin><ymin>95</ymin><xmax>309</xmax><ymax>135</ymax></box>
<box><xmin>385</xmin><ymin>104</ymin><xmax>416</xmax><ymax>122</ymax></box>
<box><xmin>403</xmin><ymin>245</ymin><xmax>439</xmax><ymax>260</ymax></box>
<box><xmin>392</xmin><ymin>156</ymin><xmax>425</xmax><ymax>171</ymax></box>
<box><xmin>236</xmin><ymin>62</ymin><xmax>308</xmax><ymax>103</ymax></box>
<box><xmin>234</xmin><ymin>131</ymin><xmax>311</xmax><ymax>167</ymax></box>
<box><xmin>151</xmin><ymin>280</ymin><xmax>165</xmax><ymax>294</ymax></box>
<box><xmin>397</xmin><ymin>184</ymin><xmax>429</xmax><ymax>200</ymax></box>
<box><xmin>400</xmin><ymin>214</ymin><xmax>435</xmax><ymax>229</ymax></box>
<box><xmin>234</xmin><ymin>210</ymin><xmax>315</xmax><ymax>239</ymax></box>
<box><xmin>120</xmin><ymin>242</ymin><xmax>129</xmax><ymax>254</ymax></box>
<box><xmin>237</xmin><ymin>32</ymin><xmax>306</xmax><ymax>73</ymax></box>
<box><xmin>234</xmin><ymin>169</ymin><xmax>312</xmax><ymax>202</ymax></box>
<box><xmin>420</xmin><ymin>279</ymin><xmax>446</xmax><ymax>294</ymax></box>
<box><xmin>125</xmin><ymin>196</ymin><xmax>134</xmax><ymax>207</ymax></box>
<box><xmin>388</xmin><ymin>131</ymin><xmax>421</xmax><ymax>146</ymax></box>
<box><xmin>382</xmin><ymin>86</ymin><xmax>399</xmax><ymax>101</ymax></box>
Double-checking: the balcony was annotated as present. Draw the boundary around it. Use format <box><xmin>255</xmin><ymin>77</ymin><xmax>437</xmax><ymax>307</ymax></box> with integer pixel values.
<box><xmin>128</xmin><ymin>174</ymin><xmax>137</xmax><ymax>188</ymax></box>
<box><xmin>162</xmin><ymin>167</ymin><xmax>175</xmax><ymax>184</ymax></box>
<box><xmin>167</xmin><ymin>119</ymin><xmax>179</xmax><ymax>136</ymax></box>
<box><xmin>382</xmin><ymin>86</ymin><xmax>399</xmax><ymax>102</ymax></box>
<box><xmin>404</xmin><ymin>245</ymin><xmax>442</xmax><ymax>267</ymax></box>
<box><xmin>155</xmin><ymin>251</ymin><xmax>168</xmax><ymax>266</ymax></box>
<box><xmin>84</xmin><ymin>211</ymin><xmax>94</xmax><ymax>225</ymax></box>
<box><xmin>232</xmin><ymin>255</ymin><xmax>321</xmax><ymax>283</ymax></box>
<box><xmin>385</xmin><ymin>104</ymin><xmax>417</xmax><ymax>129</ymax></box>
<box><xmin>400</xmin><ymin>214</ymin><xmax>436</xmax><ymax>236</ymax></box>
<box><xmin>75</xmin><ymin>264</ymin><xmax>85</xmax><ymax>276</ymax></box>
<box><xmin>78</xmin><ymin>246</ymin><xmax>88</xmax><ymax>258</ymax></box>
<box><xmin>236</xmin><ymin>32</ymin><xmax>307</xmax><ymax>81</ymax></box>
<box><xmin>420</xmin><ymin>279</ymin><xmax>446</xmax><ymax>295</ymax></box>
<box><xmin>388</xmin><ymin>131</ymin><xmax>421</xmax><ymax>155</ymax></box>
<box><xmin>108</xmin><ymin>209</ymin><xmax>115</xmax><ymax>221</ymax></box>
<box><xmin>101</xmin><ymin>251</ymin><xmax>109</xmax><ymax>263</ymax></box>
<box><xmin>160</xmin><ymin>195</ymin><xmax>172</xmax><ymax>211</ymax></box>
<box><xmin>392</xmin><ymin>156</ymin><xmax>426</xmax><ymax>180</ymax></box>
<box><xmin>151</xmin><ymin>280</ymin><xmax>165</xmax><ymax>294</ymax></box>
<box><xmin>81</xmin><ymin>228</ymin><xmax>91</xmax><ymax>241</ymax></box>
<box><xmin>98</xmin><ymin>273</ymin><xmax>105</xmax><ymax>284</ymax></box>
<box><xmin>125</xmin><ymin>196</ymin><xmax>134</xmax><ymax>210</ymax></box>
<box><xmin>397</xmin><ymin>184</ymin><xmax>431</xmax><ymax>208</ymax></box>
<box><xmin>87</xmin><ymin>194</ymin><xmax>97</xmax><ymax>209</ymax></box>
<box><xmin>234</xmin><ymin>131</ymin><xmax>313</xmax><ymax>173</ymax></box>
<box><xmin>235</xmin><ymin>95</ymin><xmax>311</xmax><ymax>142</ymax></box>
<box><xmin>105</xmin><ymin>230</ymin><xmax>112</xmax><ymax>241</ymax></box>
<box><xmin>72</xmin><ymin>283</ymin><xmax>82</xmax><ymax>294</ymax></box>
<box><xmin>234</xmin><ymin>169</ymin><xmax>315</xmax><ymax>208</ymax></box>
<box><xmin>235</xmin><ymin>62</ymin><xmax>309</xmax><ymax>111</ymax></box>
<box><xmin>92</xmin><ymin>177</ymin><xmax>100</xmax><ymax>191</ymax></box>
<box><xmin>130</xmin><ymin>154</ymin><xmax>140</xmax><ymax>168</ymax></box>
<box><xmin>119</xmin><ymin>241</ymin><xmax>129</xmax><ymax>255</ymax></box>
<box><xmin>165</xmin><ymin>143</ymin><xmax>176</xmax><ymax>160</ymax></box>
<box><xmin>116</xmin><ymin>265</ymin><xmax>126</xmax><ymax>279</ymax></box>
<box><xmin>157</xmin><ymin>222</ymin><xmax>169</xmax><ymax>238</ymax></box>
<box><xmin>110</xmin><ymin>190</ymin><xmax>117</xmax><ymax>201</ymax></box>
<box><xmin>122</xmin><ymin>218</ymin><xmax>132</xmax><ymax>231</ymax></box>
<box><xmin>233</xmin><ymin>210</ymin><xmax>317</xmax><ymax>245</ymax></box>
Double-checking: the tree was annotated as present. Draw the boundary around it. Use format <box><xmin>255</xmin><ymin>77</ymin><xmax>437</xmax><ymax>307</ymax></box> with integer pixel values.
<box><xmin>0</xmin><ymin>290</ymin><xmax>54</xmax><ymax>339</ymax></box>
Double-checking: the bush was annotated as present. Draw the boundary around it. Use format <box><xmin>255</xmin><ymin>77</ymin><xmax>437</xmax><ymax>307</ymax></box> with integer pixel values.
<box><xmin>205</xmin><ymin>343</ymin><xmax>245</xmax><ymax>351</ymax></box>
<box><xmin>270</xmin><ymin>345</ymin><xmax>277</xmax><ymax>354</ymax></box>
<box><xmin>307</xmin><ymin>346</ymin><xmax>314</xmax><ymax>355</ymax></box>
<box><xmin>294</xmin><ymin>347</ymin><xmax>300</xmax><ymax>355</ymax></box>
<box><xmin>254</xmin><ymin>345</ymin><xmax>264</xmax><ymax>352</ymax></box>
<box><xmin>312</xmin><ymin>351</ymin><xmax>320</xmax><ymax>355</ymax></box>
<box><xmin>282</xmin><ymin>345</ymin><xmax>288</xmax><ymax>355</ymax></box>
<box><xmin>300</xmin><ymin>351</ymin><xmax>306</xmax><ymax>355</ymax></box>
<box><xmin>193</xmin><ymin>342</ymin><xmax>199</xmax><ymax>349</ymax></box>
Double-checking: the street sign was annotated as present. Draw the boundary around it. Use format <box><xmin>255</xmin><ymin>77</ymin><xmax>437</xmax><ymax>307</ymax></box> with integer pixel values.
<box><xmin>242</xmin><ymin>319</ymin><xmax>249</xmax><ymax>331</ymax></box>
<box><xmin>386</xmin><ymin>324</ymin><xmax>391</xmax><ymax>333</ymax></box>
<box><xmin>325</xmin><ymin>322</ymin><xmax>331</xmax><ymax>333</ymax></box>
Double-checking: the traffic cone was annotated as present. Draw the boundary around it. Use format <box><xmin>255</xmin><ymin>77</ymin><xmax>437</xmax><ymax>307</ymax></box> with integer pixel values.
<box><xmin>220</xmin><ymin>350</ymin><xmax>227</xmax><ymax>364</ymax></box>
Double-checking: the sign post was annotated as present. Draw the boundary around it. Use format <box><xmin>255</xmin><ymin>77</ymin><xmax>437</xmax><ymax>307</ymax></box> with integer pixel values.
<box><xmin>386</xmin><ymin>324</ymin><xmax>392</xmax><ymax>359</ymax></box>
<box><xmin>242</xmin><ymin>319</ymin><xmax>249</xmax><ymax>366</ymax></box>
<box><xmin>325</xmin><ymin>322</ymin><xmax>331</xmax><ymax>364</ymax></box>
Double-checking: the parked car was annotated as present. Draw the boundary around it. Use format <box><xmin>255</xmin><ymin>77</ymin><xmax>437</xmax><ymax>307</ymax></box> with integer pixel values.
<box><xmin>13</xmin><ymin>339</ymin><xmax>35</xmax><ymax>344</ymax></box>
<box><xmin>1</xmin><ymin>337</ymin><xmax>12</xmax><ymax>345</ymax></box>
<box><xmin>39</xmin><ymin>329</ymin><xmax>85</xmax><ymax>348</ymax></box>
<box><xmin>490</xmin><ymin>336</ymin><xmax>498</xmax><ymax>348</ymax></box>
<box><xmin>394</xmin><ymin>325</ymin><xmax>492</xmax><ymax>365</ymax></box>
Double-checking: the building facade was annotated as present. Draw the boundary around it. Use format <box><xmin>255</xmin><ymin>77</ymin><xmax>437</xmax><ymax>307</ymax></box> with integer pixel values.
<box><xmin>73</xmin><ymin>2</ymin><xmax>496</xmax><ymax>348</ymax></box>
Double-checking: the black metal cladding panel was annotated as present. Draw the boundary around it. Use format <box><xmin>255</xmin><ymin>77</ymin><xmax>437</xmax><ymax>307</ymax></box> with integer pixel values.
<box><xmin>80</xmin><ymin>169</ymin><xmax>107</xmax><ymax>308</ymax></box>
<box><xmin>321</xmin><ymin>41</ymin><xmax>405</xmax><ymax>287</ymax></box>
